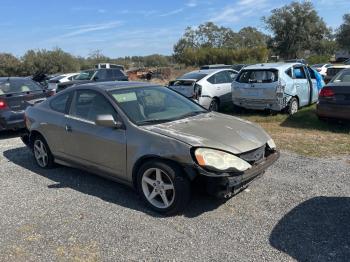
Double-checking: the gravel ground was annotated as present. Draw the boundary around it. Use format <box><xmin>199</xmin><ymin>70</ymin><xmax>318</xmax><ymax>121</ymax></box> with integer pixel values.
<box><xmin>0</xmin><ymin>132</ymin><xmax>349</xmax><ymax>262</ymax></box>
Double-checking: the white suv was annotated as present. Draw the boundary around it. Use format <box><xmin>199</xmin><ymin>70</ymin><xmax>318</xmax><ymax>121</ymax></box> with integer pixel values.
<box><xmin>168</xmin><ymin>69</ymin><xmax>238</xmax><ymax>111</ymax></box>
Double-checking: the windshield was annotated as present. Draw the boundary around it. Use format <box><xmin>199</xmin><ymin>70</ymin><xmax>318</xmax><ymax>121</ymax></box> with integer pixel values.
<box><xmin>178</xmin><ymin>72</ymin><xmax>208</xmax><ymax>81</ymax></box>
<box><xmin>237</xmin><ymin>70</ymin><xmax>278</xmax><ymax>83</ymax></box>
<box><xmin>331</xmin><ymin>70</ymin><xmax>350</xmax><ymax>83</ymax></box>
<box><xmin>109</xmin><ymin>86</ymin><xmax>207</xmax><ymax>125</ymax></box>
<box><xmin>75</xmin><ymin>70</ymin><xmax>96</xmax><ymax>80</ymax></box>
<box><xmin>0</xmin><ymin>78</ymin><xmax>43</xmax><ymax>95</ymax></box>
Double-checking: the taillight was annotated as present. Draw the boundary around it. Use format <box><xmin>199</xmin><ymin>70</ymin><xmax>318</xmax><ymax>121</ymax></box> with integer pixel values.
<box><xmin>46</xmin><ymin>90</ymin><xmax>56</xmax><ymax>97</ymax></box>
<box><xmin>193</xmin><ymin>84</ymin><xmax>202</xmax><ymax>99</ymax></box>
<box><xmin>319</xmin><ymin>87</ymin><xmax>335</xmax><ymax>97</ymax></box>
<box><xmin>0</xmin><ymin>99</ymin><xmax>8</xmax><ymax>110</ymax></box>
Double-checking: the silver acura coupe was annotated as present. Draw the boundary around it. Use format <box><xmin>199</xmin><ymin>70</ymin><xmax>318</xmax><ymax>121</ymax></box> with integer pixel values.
<box><xmin>23</xmin><ymin>81</ymin><xmax>279</xmax><ymax>215</ymax></box>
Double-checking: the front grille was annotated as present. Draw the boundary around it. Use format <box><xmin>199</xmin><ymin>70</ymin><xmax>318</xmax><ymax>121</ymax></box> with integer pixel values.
<box><xmin>239</xmin><ymin>145</ymin><xmax>266</xmax><ymax>165</ymax></box>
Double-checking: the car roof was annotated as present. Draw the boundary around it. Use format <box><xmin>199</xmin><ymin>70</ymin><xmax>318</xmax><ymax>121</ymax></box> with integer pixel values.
<box><xmin>242</xmin><ymin>63</ymin><xmax>302</xmax><ymax>71</ymax></box>
<box><xmin>73</xmin><ymin>81</ymin><xmax>161</xmax><ymax>91</ymax></box>
<box><xmin>186</xmin><ymin>68</ymin><xmax>234</xmax><ymax>75</ymax></box>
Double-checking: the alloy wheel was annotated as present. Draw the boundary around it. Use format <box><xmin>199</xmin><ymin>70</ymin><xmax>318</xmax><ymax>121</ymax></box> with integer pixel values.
<box><xmin>34</xmin><ymin>140</ymin><xmax>48</xmax><ymax>167</ymax></box>
<box><xmin>141</xmin><ymin>168</ymin><xmax>175</xmax><ymax>209</ymax></box>
<box><xmin>291</xmin><ymin>100</ymin><xmax>298</xmax><ymax>114</ymax></box>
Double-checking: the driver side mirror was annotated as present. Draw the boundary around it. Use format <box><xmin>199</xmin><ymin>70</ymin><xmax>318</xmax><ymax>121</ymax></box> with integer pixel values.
<box><xmin>93</xmin><ymin>76</ymin><xmax>99</xmax><ymax>81</ymax></box>
<box><xmin>95</xmin><ymin>114</ymin><xmax>123</xmax><ymax>129</ymax></box>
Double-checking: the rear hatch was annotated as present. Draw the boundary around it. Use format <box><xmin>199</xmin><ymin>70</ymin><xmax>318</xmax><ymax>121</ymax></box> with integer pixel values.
<box><xmin>0</xmin><ymin>79</ymin><xmax>52</xmax><ymax>111</ymax></box>
<box><xmin>168</xmin><ymin>79</ymin><xmax>196</xmax><ymax>98</ymax></box>
<box><xmin>233</xmin><ymin>69</ymin><xmax>279</xmax><ymax>100</ymax></box>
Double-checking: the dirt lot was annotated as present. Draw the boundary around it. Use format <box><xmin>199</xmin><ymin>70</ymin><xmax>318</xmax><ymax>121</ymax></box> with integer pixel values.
<box><xmin>0</xmin><ymin>132</ymin><xmax>349</xmax><ymax>261</ymax></box>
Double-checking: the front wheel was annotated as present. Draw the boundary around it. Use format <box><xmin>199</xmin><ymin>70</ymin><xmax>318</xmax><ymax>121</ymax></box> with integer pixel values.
<box><xmin>137</xmin><ymin>160</ymin><xmax>190</xmax><ymax>215</ymax></box>
<box><xmin>32</xmin><ymin>135</ymin><xmax>55</xmax><ymax>168</ymax></box>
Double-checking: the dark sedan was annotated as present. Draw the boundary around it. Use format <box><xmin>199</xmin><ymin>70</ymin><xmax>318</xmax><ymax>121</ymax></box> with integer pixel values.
<box><xmin>317</xmin><ymin>69</ymin><xmax>350</xmax><ymax>121</ymax></box>
<box><xmin>0</xmin><ymin>77</ymin><xmax>54</xmax><ymax>131</ymax></box>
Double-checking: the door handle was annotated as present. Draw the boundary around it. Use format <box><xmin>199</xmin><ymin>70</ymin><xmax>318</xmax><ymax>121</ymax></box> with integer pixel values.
<box><xmin>65</xmin><ymin>125</ymin><xmax>72</xmax><ymax>132</ymax></box>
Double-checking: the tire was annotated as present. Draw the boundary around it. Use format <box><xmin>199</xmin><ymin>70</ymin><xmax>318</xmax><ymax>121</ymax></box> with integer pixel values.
<box><xmin>287</xmin><ymin>97</ymin><xmax>299</xmax><ymax>115</ymax></box>
<box><xmin>209</xmin><ymin>98</ymin><xmax>219</xmax><ymax>112</ymax></box>
<box><xmin>136</xmin><ymin>160</ymin><xmax>191</xmax><ymax>215</ymax></box>
<box><xmin>32</xmin><ymin>135</ymin><xmax>55</xmax><ymax>168</ymax></box>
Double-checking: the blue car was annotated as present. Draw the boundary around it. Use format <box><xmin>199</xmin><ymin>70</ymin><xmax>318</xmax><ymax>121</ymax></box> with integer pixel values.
<box><xmin>232</xmin><ymin>63</ymin><xmax>324</xmax><ymax>114</ymax></box>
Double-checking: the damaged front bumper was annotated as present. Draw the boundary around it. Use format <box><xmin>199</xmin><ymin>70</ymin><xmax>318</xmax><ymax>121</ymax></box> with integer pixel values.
<box><xmin>189</xmin><ymin>150</ymin><xmax>280</xmax><ymax>198</ymax></box>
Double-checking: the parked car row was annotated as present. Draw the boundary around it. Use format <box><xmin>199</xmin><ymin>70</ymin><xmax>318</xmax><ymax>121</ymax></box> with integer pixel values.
<box><xmin>169</xmin><ymin>62</ymin><xmax>324</xmax><ymax>115</ymax></box>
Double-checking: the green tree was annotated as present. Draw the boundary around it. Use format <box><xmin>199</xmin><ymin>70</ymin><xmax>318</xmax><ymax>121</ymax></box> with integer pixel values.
<box><xmin>0</xmin><ymin>53</ymin><xmax>22</xmax><ymax>76</ymax></box>
<box><xmin>263</xmin><ymin>1</ymin><xmax>330</xmax><ymax>59</ymax></box>
<box><xmin>336</xmin><ymin>13</ymin><xmax>350</xmax><ymax>51</ymax></box>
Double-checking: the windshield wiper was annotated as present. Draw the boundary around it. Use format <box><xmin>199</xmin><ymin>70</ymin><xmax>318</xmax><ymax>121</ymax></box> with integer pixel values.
<box><xmin>176</xmin><ymin>110</ymin><xmax>206</xmax><ymax>119</ymax></box>
<box><xmin>138</xmin><ymin>118</ymin><xmax>175</xmax><ymax>125</ymax></box>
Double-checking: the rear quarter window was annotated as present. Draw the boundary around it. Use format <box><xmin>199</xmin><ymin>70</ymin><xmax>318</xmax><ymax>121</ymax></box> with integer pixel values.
<box><xmin>237</xmin><ymin>70</ymin><xmax>278</xmax><ymax>83</ymax></box>
<box><xmin>50</xmin><ymin>92</ymin><xmax>71</xmax><ymax>113</ymax></box>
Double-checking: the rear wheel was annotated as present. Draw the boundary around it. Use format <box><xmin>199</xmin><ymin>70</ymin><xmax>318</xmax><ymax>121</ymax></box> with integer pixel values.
<box><xmin>209</xmin><ymin>98</ymin><xmax>219</xmax><ymax>112</ymax></box>
<box><xmin>137</xmin><ymin>160</ymin><xmax>190</xmax><ymax>215</ymax></box>
<box><xmin>287</xmin><ymin>97</ymin><xmax>298</xmax><ymax>115</ymax></box>
<box><xmin>32</xmin><ymin>135</ymin><xmax>54</xmax><ymax>168</ymax></box>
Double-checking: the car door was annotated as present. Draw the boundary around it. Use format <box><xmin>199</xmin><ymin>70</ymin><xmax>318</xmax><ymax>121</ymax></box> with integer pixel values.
<box><xmin>306</xmin><ymin>67</ymin><xmax>319</xmax><ymax>103</ymax></box>
<box><xmin>63</xmin><ymin>89</ymin><xmax>127</xmax><ymax>178</ymax></box>
<box><xmin>293</xmin><ymin>66</ymin><xmax>310</xmax><ymax>106</ymax></box>
<box><xmin>207</xmin><ymin>71</ymin><xmax>233</xmax><ymax>103</ymax></box>
<box><xmin>44</xmin><ymin>91</ymin><xmax>73</xmax><ymax>159</ymax></box>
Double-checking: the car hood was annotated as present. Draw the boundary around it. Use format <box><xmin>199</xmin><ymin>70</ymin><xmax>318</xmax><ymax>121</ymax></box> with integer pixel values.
<box><xmin>143</xmin><ymin>112</ymin><xmax>271</xmax><ymax>154</ymax></box>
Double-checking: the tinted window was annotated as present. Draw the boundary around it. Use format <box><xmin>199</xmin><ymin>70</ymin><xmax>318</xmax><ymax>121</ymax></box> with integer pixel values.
<box><xmin>332</xmin><ymin>70</ymin><xmax>350</xmax><ymax>83</ymax></box>
<box><xmin>293</xmin><ymin>67</ymin><xmax>306</xmax><ymax>79</ymax></box>
<box><xmin>109</xmin><ymin>86</ymin><xmax>206</xmax><ymax>125</ymax></box>
<box><xmin>308</xmin><ymin>68</ymin><xmax>316</xmax><ymax>79</ymax></box>
<box><xmin>0</xmin><ymin>78</ymin><xmax>42</xmax><ymax>95</ymax></box>
<box><xmin>227</xmin><ymin>71</ymin><xmax>237</xmax><ymax>81</ymax></box>
<box><xmin>237</xmin><ymin>70</ymin><xmax>278</xmax><ymax>83</ymax></box>
<box><xmin>70</xmin><ymin>90</ymin><xmax>118</xmax><ymax>122</ymax></box>
<box><xmin>285</xmin><ymin>68</ymin><xmax>293</xmax><ymax>78</ymax></box>
<box><xmin>178</xmin><ymin>72</ymin><xmax>208</xmax><ymax>80</ymax></box>
<box><xmin>50</xmin><ymin>92</ymin><xmax>70</xmax><ymax>113</ymax></box>
<box><xmin>75</xmin><ymin>70</ymin><xmax>96</xmax><ymax>80</ymax></box>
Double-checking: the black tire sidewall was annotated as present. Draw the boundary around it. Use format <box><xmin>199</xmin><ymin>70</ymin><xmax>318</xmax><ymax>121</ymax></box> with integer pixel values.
<box><xmin>136</xmin><ymin>160</ymin><xmax>190</xmax><ymax>215</ymax></box>
<box><xmin>210</xmin><ymin>99</ymin><xmax>219</xmax><ymax>112</ymax></box>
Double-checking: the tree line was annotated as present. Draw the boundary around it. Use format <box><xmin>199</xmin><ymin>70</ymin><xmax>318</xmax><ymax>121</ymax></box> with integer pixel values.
<box><xmin>0</xmin><ymin>1</ymin><xmax>349</xmax><ymax>77</ymax></box>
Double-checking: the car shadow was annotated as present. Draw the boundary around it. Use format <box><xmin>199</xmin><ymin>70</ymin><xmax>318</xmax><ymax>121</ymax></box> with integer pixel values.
<box><xmin>279</xmin><ymin>107</ymin><xmax>350</xmax><ymax>133</ymax></box>
<box><xmin>269</xmin><ymin>196</ymin><xmax>350</xmax><ymax>262</ymax></box>
<box><xmin>3</xmin><ymin>146</ymin><xmax>224</xmax><ymax>218</ymax></box>
<box><xmin>0</xmin><ymin>129</ymin><xmax>27</xmax><ymax>140</ymax></box>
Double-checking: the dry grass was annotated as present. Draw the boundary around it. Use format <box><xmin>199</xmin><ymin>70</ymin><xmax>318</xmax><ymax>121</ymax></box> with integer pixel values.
<box><xmin>225</xmin><ymin>105</ymin><xmax>350</xmax><ymax>157</ymax></box>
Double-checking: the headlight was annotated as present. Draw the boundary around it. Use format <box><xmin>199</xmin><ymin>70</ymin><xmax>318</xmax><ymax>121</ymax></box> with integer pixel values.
<box><xmin>267</xmin><ymin>138</ymin><xmax>276</xmax><ymax>149</ymax></box>
<box><xmin>194</xmin><ymin>148</ymin><xmax>251</xmax><ymax>172</ymax></box>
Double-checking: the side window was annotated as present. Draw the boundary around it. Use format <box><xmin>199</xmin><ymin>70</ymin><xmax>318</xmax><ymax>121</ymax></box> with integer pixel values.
<box><xmin>215</xmin><ymin>71</ymin><xmax>230</xmax><ymax>84</ymax></box>
<box><xmin>106</xmin><ymin>70</ymin><xmax>115</xmax><ymax>80</ymax></box>
<box><xmin>95</xmin><ymin>70</ymin><xmax>106</xmax><ymax>80</ymax></box>
<box><xmin>308</xmin><ymin>68</ymin><xmax>316</xmax><ymax>79</ymax></box>
<box><xmin>285</xmin><ymin>68</ymin><xmax>293</xmax><ymax>78</ymax></box>
<box><xmin>207</xmin><ymin>75</ymin><xmax>216</xmax><ymax>84</ymax></box>
<box><xmin>70</xmin><ymin>90</ymin><xmax>118</xmax><ymax>122</ymax></box>
<box><xmin>50</xmin><ymin>92</ymin><xmax>71</xmax><ymax>113</ymax></box>
<box><xmin>293</xmin><ymin>67</ymin><xmax>306</xmax><ymax>79</ymax></box>
<box><xmin>227</xmin><ymin>71</ymin><xmax>237</xmax><ymax>82</ymax></box>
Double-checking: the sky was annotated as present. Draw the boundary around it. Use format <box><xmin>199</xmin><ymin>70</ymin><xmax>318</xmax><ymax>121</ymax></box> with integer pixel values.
<box><xmin>0</xmin><ymin>0</ymin><xmax>349</xmax><ymax>58</ymax></box>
